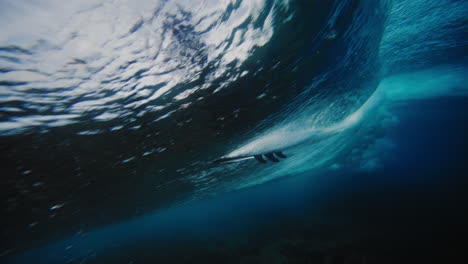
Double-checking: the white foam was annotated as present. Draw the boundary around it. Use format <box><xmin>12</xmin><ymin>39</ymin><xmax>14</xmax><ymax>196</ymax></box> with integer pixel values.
<box><xmin>227</xmin><ymin>85</ymin><xmax>381</xmax><ymax>158</ymax></box>
<box><xmin>381</xmin><ymin>65</ymin><xmax>468</xmax><ymax>101</ymax></box>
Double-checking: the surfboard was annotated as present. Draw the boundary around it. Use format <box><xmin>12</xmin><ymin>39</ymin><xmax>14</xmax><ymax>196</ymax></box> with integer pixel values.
<box><xmin>214</xmin><ymin>151</ymin><xmax>287</xmax><ymax>164</ymax></box>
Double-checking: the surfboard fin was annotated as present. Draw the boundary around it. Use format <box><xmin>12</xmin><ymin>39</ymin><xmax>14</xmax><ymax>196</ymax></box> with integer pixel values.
<box><xmin>254</xmin><ymin>155</ymin><xmax>267</xmax><ymax>163</ymax></box>
<box><xmin>264</xmin><ymin>153</ymin><xmax>279</xmax><ymax>162</ymax></box>
<box><xmin>274</xmin><ymin>151</ymin><xmax>287</xmax><ymax>159</ymax></box>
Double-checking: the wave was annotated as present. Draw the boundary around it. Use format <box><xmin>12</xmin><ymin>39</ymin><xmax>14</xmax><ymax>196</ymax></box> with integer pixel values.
<box><xmin>1</xmin><ymin>0</ymin><xmax>390</xmax><ymax>213</ymax></box>
<box><xmin>2</xmin><ymin>0</ymin><xmax>467</xmax><ymax>260</ymax></box>
<box><xmin>380</xmin><ymin>0</ymin><xmax>468</xmax><ymax>75</ymax></box>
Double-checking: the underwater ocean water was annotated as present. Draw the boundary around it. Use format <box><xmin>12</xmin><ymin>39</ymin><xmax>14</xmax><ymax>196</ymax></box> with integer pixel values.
<box><xmin>1</xmin><ymin>0</ymin><xmax>467</xmax><ymax>263</ymax></box>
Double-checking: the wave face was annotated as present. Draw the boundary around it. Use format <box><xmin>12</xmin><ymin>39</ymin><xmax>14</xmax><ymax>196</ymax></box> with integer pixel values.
<box><xmin>0</xmin><ymin>0</ymin><xmax>388</xmax><ymax>135</ymax></box>
<box><xmin>0</xmin><ymin>0</ymin><xmax>417</xmax><ymax>258</ymax></box>
<box><xmin>380</xmin><ymin>0</ymin><xmax>468</xmax><ymax>76</ymax></box>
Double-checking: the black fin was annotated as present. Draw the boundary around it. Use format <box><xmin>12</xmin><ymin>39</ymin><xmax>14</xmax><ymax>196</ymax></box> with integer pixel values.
<box><xmin>264</xmin><ymin>153</ymin><xmax>280</xmax><ymax>162</ymax></box>
<box><xmin>254</xmin><ymin>155</ymin><xmax>267</xmax><ymax>163</ymax></box>
<box><xmin>274</xmin><ymin>151</ymin><xmax>287</xmax><ymax>159</ymax></box>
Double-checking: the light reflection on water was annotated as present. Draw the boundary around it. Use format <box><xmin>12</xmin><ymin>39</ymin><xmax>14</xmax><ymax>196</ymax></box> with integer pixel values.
<box><xmin>0</xmin><ymin>0</ymin><xmax>290</xmax><ymax>135</ymax></box>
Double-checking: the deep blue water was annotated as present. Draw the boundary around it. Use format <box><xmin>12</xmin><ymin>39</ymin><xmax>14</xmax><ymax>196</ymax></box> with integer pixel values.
<box><xmin>7</xmin><ymin>95</ymin><xmax>468</xmax><ymax>263</ymax></box>
<box><xmin>1</xmin><ymin>0</ymin><xmax>467</xmax><ymax>263</ymax></box>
